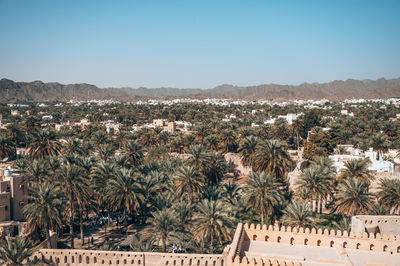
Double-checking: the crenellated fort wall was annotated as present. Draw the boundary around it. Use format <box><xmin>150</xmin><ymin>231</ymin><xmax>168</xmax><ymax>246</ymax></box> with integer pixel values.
<box><xmin>235</xmin><ymin>223</ymin><xmax>400</xmax><ymax>254</ymax></box>
<box><xmin>30</xmin><ymin>249</ymin><xmax>225</xmax><ymax>266</ymax></box>
<box><xmin>29</xmin><ymin>220</ymin><xmax>400</xmax><ymax>266</ymax></box>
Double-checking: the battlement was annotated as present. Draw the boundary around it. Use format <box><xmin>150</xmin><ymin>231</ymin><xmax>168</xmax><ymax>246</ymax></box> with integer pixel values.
<box><xmin>31</xmin><ymin>249</ymin><xmax>226</xmax><ymax>266</ymax></box>
<box><xmin>242</xmin><ymin>222</ymin><xmax>400</xmax><ymax>240</ymax></box>
<box><xmin>225</xmin><ymin>222</ymin><xmax>400</xmax><ymax>266</ymax></box>
<box><xmin>27</xmin><ymin>220</ymin><xmax>400</xmax><ymax>266</ymax></box>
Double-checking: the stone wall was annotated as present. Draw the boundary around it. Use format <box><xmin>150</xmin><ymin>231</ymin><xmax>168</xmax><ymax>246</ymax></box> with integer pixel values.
<box><xmin>29</xmin><ymin>222</ymin><xmax>400</xmax><ymax>266</ymax></box>
<box><xmin>31</xmin><ymin>249</ymin><xmax>225</xmax><ymax>266</ymax></box>
<box><xmin>351</xmin><ymin>215</ymin><xmax>400</xmax><ymax>236</ymax></box>
<box><xmin>225</xmin><ymin>223</ymin><xmax>300</xmax><ymax>266</ymax></box>
<box><xmin>238</xmin><ymin>223</ymin><xmax>400</xmax><ymax>255</ymax></box>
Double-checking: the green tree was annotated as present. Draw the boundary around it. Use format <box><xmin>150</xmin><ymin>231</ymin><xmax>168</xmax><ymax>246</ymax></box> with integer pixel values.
<box><xmin>254</xmin><ymin>139</ymin><xmax>294</xmax><ymax>182</ymax></box>
<box><xmin>57</xmin><ymin>165</ymin><xmax>86</xmax><ymax>248</ymax></box>
<box><xmin>303</xmin><ymin>128</ymin><xmax>334</xmax><ymax>160</ymax></box>
<box><xmin>63</xmin><ymin>137</ymin><xmax>84</xmax><ymax>156</ymax></box>
<box><xmin>142</xmin><ymin>209</ymin><xmax>177</xmax><ymax>252</ymax></box>
<box><xmin>105</xmin><ymin>168</ymin><xmax>142</xmax><ymax>221</ymax></box>
<box><xmin>376</xmin><ymin>178</ymin><xmax>400</xmax><ymax>214</ymax></box>
<box><xmin>238</xmin><ymin>136</ymin><xmax>258</xmax><ymax>170</ymax></box>
<box><xmin>281</xmin><ymin>200</ymin><xmax>313</xmax><ymax>228</ymax></box>
<box><xmin>123</xmin><ymin>140</ymin><xmax>144</xmax><ymax>167</ymax></box>
<box><xmin>202</xmin><ymin>151</ymin><xmax>227</xmax><ymax>185</ymax></box>
<box><xmin>192</xmin><ymin>199</ymin><xmax>233</xmax><ymax>254</ymax></box>
<box><xmin>194</xmin><ymin>124</ymin><xmax>210</xmax><ymax>144</ymax></box>
<box><xmin>335</xmin><ymin>178</ymin><xmax>373</xmax><ymax>216</ymax></box>
<box><xmin>0</xmin><ymin>133</ymin><xmax>15</xmax><ymax>160</ymax></box>
<box><xmin>295</xmin><ymin>165</ymin><xmax>334</xmax><ymax>213</ymax></box>
<box><xmin>243</xmin><ymin>172</ymin><xmax>283</xmax><ymax>224</ymax></box>
<box><xmin>338</xmin><ymin>159</ymin><xmax>375</xmax><ymax>184</ymax></box>
<box><xmin>28</xmin><ymin>129</ymin><xmax>61</xmax><ymax>160</ymax></box>
<box><xmin>371</xmin><ymin>133</ymin><xmax>389</xmax><ymax>159</ymax></box>
<box><xmin>174</xmin><ymin>166</ymin><xmax>203</xmax><ymax>203</ymax></box>
<box><xmin>22</xmin><ymin>183</ymin><xmax>63</xmax><ymax>248</ymax></box>
<box><xmin>6</xmin><ymin>122</ymin><xmax>25</xmax><ymax>157</ymax></box>
<box><xmin>0</xmin><ymin>237</ymin><xmax>39</xmax><ymax>266</ymax></box>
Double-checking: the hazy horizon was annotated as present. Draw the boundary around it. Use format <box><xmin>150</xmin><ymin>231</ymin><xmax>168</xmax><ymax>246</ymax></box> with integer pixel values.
<box><xmin>2</xmin><ymin>76</ymin><xmax>400</xmax><ymax>91</ymax></box>
<box><xmin>1</xmin><ymin>0</ymin><xmax>399</xmax><ymax>89</ymax></box>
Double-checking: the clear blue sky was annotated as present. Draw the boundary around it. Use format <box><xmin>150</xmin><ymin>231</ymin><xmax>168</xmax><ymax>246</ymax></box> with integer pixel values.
<box><xmin>0</xmin><ymin>0</ymin><xmax>399</xmax><ymax>89</ymax></box>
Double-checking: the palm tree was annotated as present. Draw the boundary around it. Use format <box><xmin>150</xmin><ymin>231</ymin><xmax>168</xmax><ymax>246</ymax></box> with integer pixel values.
<box><xmin>338</xmin><ymin>159</ymin><xmax>375</xmax><ymax>184</ymax></box>
<box><xmin>174</xmin><ymin>166</ymin><xmax>203</xmax><ymax>203</ymax></box>
<box><xmin>22</xmin><ymin>183</ymin><xmax>63</xmax><ymax>248</ymax></box>
<box><xmin>74</xmin><ymin>156</ymin><xmax>94</xmax><ymax>245</ymax></box>
<box><xmin>243</xmin><ymin>172</ymin><xmax>283</xmax><ymax>224</ymax></box>
<box><xmin>138</xmin><ymin>171</ymin><xmax>164</xmax><ymax>205</ymax></box>
<box><xmin>173</xmin><ymin>201</ymin><xmax>194</xmax><ymax>231</ymax></box>
<box><xmin>186</xmin><ymin>144</ymin><xmax>207</xmax><ymax>169</ymax></box>
<box><xmin>370</xmin><ymin>203</ymin><xmax>390</xmax><ymax>215</ymax></box>
<box><xmin>90</xmin><ymin>130</ymin><xmax>108</xmax><ymax>145</ymax></box>
<box><xmin>0</xmin><ymin>237</ymin><xmax>39</xmax><ymax>266</ymax></box>
<box><xmin>238</xmin><ymin>136</ymin><xmax>258</xmax><ymax>170</ymax></box>
<box><xmin>105</xmin><ymin>168</ymin><xmax>142</xmax><ymax>221</ymax></box>
<box><xmin>332</xmin><ymin>216</ymin><xmax>351</xmax><ymax>232</ymax></box>
<box><xmin>0</xmin><ymin>133</ymin><xmax>15</xmax><ymax>160</ymax></box>
<box><xmin>281</xmin><ymin>200</ymin><xmax>313</xmax><ymax>228</ymax></box>
<box><xmin>254</xmin><ymin>139</ymin><xmax>294</xmax><ymax>182</ymax></box>
<box><xmin>192</xmin><ymin>199</ymin><xmax>233</xmax><ymax>254</ymax></box>
<box><xmin>312</xmin><ymin>156</ymin><xmax>336</xmax><ymax>176</ymax></box>
<box><xmin>22</xmin><ymin>160</ymin><xmax>48</xmax><ymax>185</ymax></box>
<box><xmin>334</xmin><ymin>178</ymin><xmax>373</xmax><ymax>216</ymax></box>
<box><xmin>194</xmin><ymin>124</ymin><xmax>210</xmax><ymax>144</ymax></box>
<box><xmin>28</xmin><ymin>129</ymin><xmax>61</xmax><ymax>160</ymax></box>
<box><xmin>6</xmin><ymin>122</ymin><xmax>25</xmax><ymax>157</ymax></box>
<box><xmin>376</xmin><ymin>178</ymin><xmax>400</xmax><ymax>214</ymax></box>
<box><xmin>96</xmin><ymin>143</ymin><xmax>115</xmax><ymax>161</ymax></box>
<box><xmin>218</xmin><ymin>129</ymin><xmax>237</xmax><ymax>153</ymax></box>
<box><xmin>90</xmin><ymin>161</ymin><xmax>116</xmax><ymax>227</ymax></box>
<box><xmin>24</xmin><ymin>116</ymin><xmax>39</xmax><ymax>135</ymax></box>
<box><xmin>205</xmin><ymin>135</ymin><xmax>219</xmax><ymax>151</ymax></box>
<box><xmin>123</xmin><ymin>140</ymin><xmax>144</xmax><ymax>167</ymax></box>
<box><xmin>202</xmin><ymin>151</ymin><xmax>227</xmax><ymax>185</ymax></box>
<box><xmin>295</xmin><ymin>165</ymin><xmax>334</xmax><ymax>213</ymax></box>
<box><xmin>142</xmin><ymin>209</ymin><xmax>177</xmax><ymax>252</ymax></box>
<box><xmin>222</xmin><ymin>180</ymin><xmax>241</xmax><ymax>204</ymax></box>
<box><xmin>57</xmin><ymin>164</ymin><xmax>87</xmax><ymax>248</ymax></box>
<box><xmin>63</xmin><ymin>137</ymin><xmax>84</xmax><ymax>156</ymax></box>
<box><xmin>371</xmin><ymin>133</ymin><xmax>389</xmax><ymax>159</ymax></box>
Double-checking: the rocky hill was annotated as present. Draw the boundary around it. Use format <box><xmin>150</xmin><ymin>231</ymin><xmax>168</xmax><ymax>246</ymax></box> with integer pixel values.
<box><xmin>1</xmin><ymin>77</ymin><xmax>400</xmax><ymax>102</ymax></box>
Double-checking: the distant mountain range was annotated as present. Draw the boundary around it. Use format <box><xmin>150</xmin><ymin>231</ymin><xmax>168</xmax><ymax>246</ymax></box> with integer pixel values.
<box><xmin>1</xmin><ymin>77</ymin><xmax>400</xmax><ymax>102</ymax></box>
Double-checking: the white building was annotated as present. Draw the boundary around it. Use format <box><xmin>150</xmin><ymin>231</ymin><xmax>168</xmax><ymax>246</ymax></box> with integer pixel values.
<box><xmin>329</xmin><ymin>147</ymin><xmax>394</xmax><ymax>173</ymax></box>
<box><xmin>264</xmin><ymin>113</ymin><xmax>301</xmax><ymax>125</ymax></box>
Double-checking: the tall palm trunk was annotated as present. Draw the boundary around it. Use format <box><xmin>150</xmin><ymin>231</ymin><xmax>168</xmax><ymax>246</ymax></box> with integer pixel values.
<box><xmin>162</xmin><ymin>235</ymin><xmax>166</xmax><ymax>252</ymax></box>
<box><xmin>210</xmin><ymin>230</ymin><xmax>214</xmax><ymax>254</ymax></box>
<box><xmin>319</xmin><ymin>196</ymin><xmax>323</xmax><ymax>214</ymax></box>
<box><xmin>69</xmin><ymin>192</ymin><xmax>74</xmax><ymax>249</ymax></box>
<box><xmin>46</xmin><ymin>224</ymin><xmax>52</xmax><ymax>249</ymax></box>
<box><xmin>80</xmin><ymin>205</ymin><xmax>84</xmax><ymax>245</ymax></box>
<box><xmin>261</xmin><ymin>204</ymin><xmax>265</xmax><ymax>225</ymax></box>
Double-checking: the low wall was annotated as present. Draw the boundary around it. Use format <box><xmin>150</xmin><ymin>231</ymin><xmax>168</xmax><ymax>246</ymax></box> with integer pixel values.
<box><xmin>226</xmin><ymin>224</ymin><xmax>300</xmax><ymax>266</ymax></box>
<box><xmin>351</xmin><ymin>215</ymin><xmax>400</xmax><ymax>236</ymax></box>
<box><xmin>31</xmin><ymin>249</ymin><xmax>225</xmax><ymax>266</ymax></box>
<box><xmin>241</xmin><ymin>223</ymin><xmax>400</xmax><ymax>254</ymax></box>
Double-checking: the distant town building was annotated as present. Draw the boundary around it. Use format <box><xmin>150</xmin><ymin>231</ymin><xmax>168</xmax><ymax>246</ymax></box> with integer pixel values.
<box><xmin>329</xmin><ymin>147</ymin><xmax>394</xmax><ymax>173</ymax></box>
<box><xmin>264</xmin><ymin>113</ymin><xmax>301</xmax><ymax>125</ymax></box>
